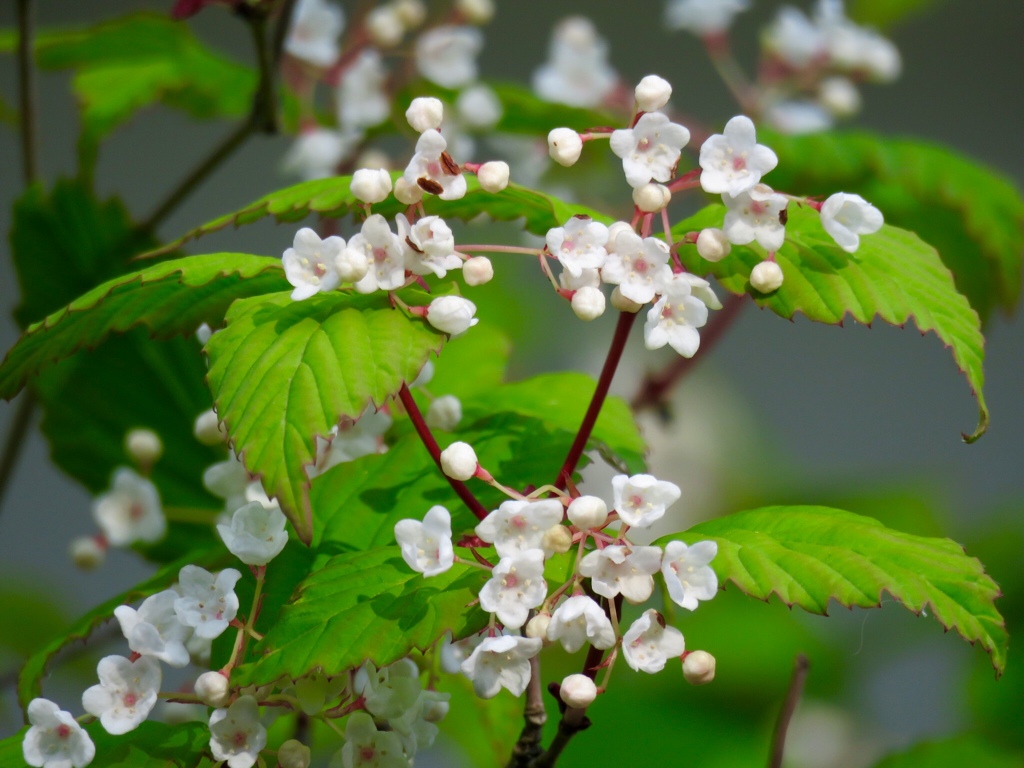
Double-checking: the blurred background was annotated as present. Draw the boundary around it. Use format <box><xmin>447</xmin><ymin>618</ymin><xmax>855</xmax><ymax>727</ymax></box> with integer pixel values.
<box><xmin>0</xmin><ymin>1</ymin><xmax>1021</xmax><ymax>766</ymax></box>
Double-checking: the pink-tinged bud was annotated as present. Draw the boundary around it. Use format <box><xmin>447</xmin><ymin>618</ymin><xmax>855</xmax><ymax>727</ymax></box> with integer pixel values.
<box><xmin>462</xmin><ymin>256</ymin><xmax>494</xmax><ymax>286</ymax></box>
<box><xmin>70</xmin><ymin>536</ymin><xmax>106</xmax><ymax>570</ymax></box>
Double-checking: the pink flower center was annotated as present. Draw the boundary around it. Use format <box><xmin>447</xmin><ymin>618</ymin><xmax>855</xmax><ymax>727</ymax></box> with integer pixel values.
<box><xmin>631</xmin><ymin>494</ymin><xmax>644</xmax><ymax>508</ymax></box>
<box><xmin>313</xmin><ymin>262</ymin><xmax>327</xmax><ymax>277</ymax></box>
<box><xmin>510</xmin><ymin>515</ymin><xmax>527</xmax><ymax>529</ymax></box>
<box><xmin>638</xmin><ymin>138</ymin><xmax>651</xmax><ymax>152</ymax></box>
<box><xmin>373</xmin><ymin>247</ymin><xmax>389</xmax><ymax>264</ymax></box>
<box><xmin>661</xmin><ymin>305</ymin><xmax>674</xmax><ymax>320</ymax></box>
<box><xmin>233</xmin><ymin>731</ymin><xmax>247</xmax><ymax>747</ymax></box>
<box><xmin>634</xmin><ymin>259</ymin><xmax>648</xmax><ymax>274</ymax></box>
<box><xmin>123</xmin><ymin>693</ymin><xmax>137</xmax><ymax>707</ymax></box>
<box><xmin>56</xmin><ymin>724</ymin><xmax>71</xmax><ymax>740</ymax></box>
<box><xmin>732</xmin><ymin>156</ymin><xmax>747</xmax><ymax>171</ymax></box>
<box><xmin>360</xmin><ymin>747</ymin><xmax>377</xmax><ymax>761</ymax></box>
<box><xmin>749</xmin><ymin>201</ymin><xmax>766</xmax><ymax>216</ymax></box>
<box><xmin>504</xmin><ymin>574</ymin><xmax>519</xmax><ymax>588</ymax></box>
<box><xmin>129</xmin><ymin>502</ymin><xmax>144</xmax><ymax>520</ymax></box>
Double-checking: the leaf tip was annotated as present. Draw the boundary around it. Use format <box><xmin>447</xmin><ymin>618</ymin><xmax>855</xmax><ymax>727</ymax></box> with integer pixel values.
<box><xmin>962</xmin><ymin>406</ymin><xmax>990</xmax><ymax>443</ymax></box>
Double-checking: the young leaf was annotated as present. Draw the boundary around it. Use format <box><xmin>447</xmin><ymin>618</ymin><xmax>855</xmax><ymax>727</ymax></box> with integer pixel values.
<box><xmin>205</xmin><ymin>291</ymin><xmax>447</xmax><ymax>544</ymax></box>
<box><xmin>0</xmin><ymin>254</ymin><xmax>287</xmax><ymax>401</ymax></box>
<box><xmin>676</xmin><ymin>205</ymin><xmax>988</xmax><ymax>441</ymax></box>
<box><xmin>230</xmin><ymin>547</ymin><xmax>489</xmax><ymax>687</ymax></box>
<box><xmin>658</xmin><ymin>505</ymin><xmax>1007</xmax><ymax>675</ymax></box>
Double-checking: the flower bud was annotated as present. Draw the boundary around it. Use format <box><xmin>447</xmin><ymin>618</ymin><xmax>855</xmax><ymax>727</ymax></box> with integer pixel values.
<box><xmin>392</xmin><ymin>0</ymin><xmax>426</xmax><ymax>28</ymax></box>
<box><xmin>610</xmin><ymin>286</ymin><xmax>642</xmax><ymax>313</ymax></box>
<box><xmin>456</xmin><ymin>0</ymin><xmax>495</xmax><ymax>24</ymax></box>
<box><xmin>632</xmin><ymin>182</ymin><xmax>671</xmax><ymax>213</ymax></box>
<box><xmin>547</xmin><ymin>128</ymin><xmax>583</xmax><ymax>167</ymax></box>
<box><xmin>567</xmin><ymin>495</ymin><xmax>608</xmax><ymax>529</ymax></box>
<box><xmin>462</xmin><ymin>256</ymin><xmax>494</xmax><ymax>286</ymax></box>
<box><xmin>406</xmin><ymin>97</ymin><xmax>445</xmax><ymax>133</ymax></box>
<box><xmin>394</xmin><ymin>176</ymin><xmax>425</xmax><ymax>205</ymax></box>
<box><xmin>560</xmin><ymin>673</ymin><xmax>597</xmax><ymax>708</ymax></box>
<box><xmin>196</xmin><ymin>323</ymin><xmax>214</xmax><ymax>344</ymax></box>
<box><xmin>750</xmin><ymin>260</ymin><xmax>784</xmax><ymax>293</ymax></box>
<box><xmin>70</xmin><ymin>536</ymin><xmax>106</xmax><ymax>570</ymax></box>
<box><xmin>819</xmin><ymin>76</ymin><xmax>861</xmax><ymax>117</ymax></box>
<box><xmin>634</xmin><ymin>74</ymin><xmax>672</xmax><ymax>113</ymax></box>
<box><xmin>350</xmin><ymin>168</ymin><xmax>393</xmax><ymax>204</ymax></box>
<box><xmin>543</xmin><ymin>525</ymin><xmax>573</xmax><ymax>554</ymax></box>
<box><xmin>194</xmin><ymin>409</ymin><xmax>227</xmax><ymax>445</ymax></box>
<box><xmin>412</xmin><ymin>359</ymin><xmax>435</xmax><ymax>388</ymax></box>
<box><xmin>126</xmin><ymin>428</ymin><xmax>163</xmax><ymax>468</ymax></box>
<box><xmin>571</xmin><ymin>286</ymin><xmax>606</xmax><ymax>321</ymax></box>
<box><xmin>456</xmin><ymin>85</ymin><xmax>503</xmax><ymax>129</ymax></box>
<box><xmin>336</xmin><ymin>246</ymin><xmax>369</xmax><ymax>283</ymax></box>
<box><xmin>695</xmin><ymin>228</ymin><xmax>731</xmax><ymax>262</ymax></box>
<box><xmin>366</xmin><ymin>6</ymin><xmax>405</xmax><ymax>48</ymax></box>
<box><xmin>422</xmin><ymin>695</ymin><xmax>450</xmax><ymax>722</ymax></box>
<box><xmin>477</xmin><ymin>161</ymin><xmax>510</xmax><ymax>193</ymax></box>
<box><xmin>440</xmin><ymin>441</ymin><xmax>478</xmax><ymax>481</ymax></box>
<box><xmin>525</xmin><ymin>613</ymin><xmax>551</xmax><ymax>641</ymax></box>
<box><xmin>426</xmin><ymin>296</ymin><xmax>479</xmax><ymax>335</ymax></box>
<box><xmin>682</xmin><ymin>650</ymin><xmax>716</xmax><ymax>685</ymax></box>
<box><xmin>605</xmin><ymin>221</ymin><xmax>633</xmax><ymax>252</ymax></box>
<box><xmin>277</xmin><ymin>739</ymin><xmax>312</xmax><ymax>768</ymax></box>
<box><xmin>426</xmin><ymin>395</ymin><xmax>462</xmax><ymax>432</ymax></box>
<box><xmin>195</xmin><ymin>671</ymin><xmax>231</xmax><ymax>708</ymax></box>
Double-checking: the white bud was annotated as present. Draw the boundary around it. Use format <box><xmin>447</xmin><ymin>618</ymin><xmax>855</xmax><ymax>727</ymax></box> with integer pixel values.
<box><xmin>194</xmin><ymin>670</ymin><xmax>231</xmax><ymax>708</ymax></box>
<box><xmin>543</xmin><ymin>525</ymin><xmax>573</xmax><ymax>554</ymax></box>
<box><xmin>682</xmin><ymin>650</ymin><xmax>716</xmax><ymax>685</ymax></box>
<box><xmin>277</xmin><ymin>739</ymin><xmax>312</xmax><ymax>768</ymax></box>
<box><xmin>426</xmin><ymin>296</ymin><xmax>479</xmax><ymax>335</ymax></box>
<box><xmin>335</xmin><ymin>246</ymin><xmax>369</xmax><ymax>283</ymax></box>
<box><xmin>194</xmin><ymin>409</ymin><xmax>227</xmax><ymax>445</ymax></box>
<box><xmin>634</xmin><ymin>74</ymin><xmax>672</xmax><ymax>113</ymax></box>
<box><xmin>440</xmin><ymin>441</ymin><xmax>478</xmax><ymax>481</ymax></box>
<box><xmin>610</xmin><ymin>286</ymin><xmax>642</xmax><ymax>313</ymax></box>
<box><xmin>422</xmin><ymin>697</ymin><xmax>450</xmax><ymax>722</ymax></box>
<box><xmin>695</xmin><ymin>228</ymin><xmax>731</xmax><ymax>262</ymax></box>
<box><xmin>366</xmin><ymin>6</ymin><xmax>405</xmax><ymax>48</ymax></box>
<box><xmin>477</xmin><ymin>161</ymin><xmax>510</xmax><ymax>193</ymax></box>
<box><xmin>426</xmin><ymin>395</ymin><xmax>462</xmax><ymax>432</ymax></box>
<box><xmin>392</xmin><ymin>0</ymin><xmax>427</xmax><ymax>28</ymax></box>
<box><xmin>70</xmin><ymin>536</ymin><xmax>105</xmax><ymax>570</ymax></box>
<box><xmin>412</xmin><ymin>359</ymin><xmax>435</xmax><ymax>388</ymax></box>
<box><xmin>406</xmin><ymin>97</ymin><xmax>445</xmax><ymax>133</ymax></box>
<box><xmin>525</xmin><ymin>613</ymin><xmax>551</xmax><ymax>641</ymax></box>
<box><xmin>547</xmin><ymin>128</ymin><xmax>583</xmax><ymax>167</ymax></box>
<box><xmin>605</xmin><ymin>222</ymin><xmax>633</xmax><ymax>251</ymax></box>
<box><xmin>571</xmin><ymin>286</ymin><xmax>606</xmax><ymax>321</ymax></box>
<box><xmin>196</xmin><ymin>323</ymin><xmax>213</xmax><ymax>344</ymax></box>
<box><xmin>456</xmin><ymin>85</ymin><xmax>503</xmax><ymax>129</ymax></box>
<box><xmin>462</xmin><ymin>256</ymin><xmax>494</xmax><ymax>286</ymax></box>
<box><xmin>125</xmin><ymin>428</ymin><xmax>163</xmax><ymax>468</ymax></box>
<box><xmin>567</xmin><ymin>495</ymin><xmax>608</xmax><ymax>529</ymax></box>
<box><xmin>632</xmin><ymin>182</ymin><xmax>671</xmax><ymax>213</ymax></box>
<box><xmin>350</xmin><ymin>168</ymin><xmax>393</xmax><ymax>204</ymax></box>
<box><xmin>456</xmin><ymin>0</ymin><xmax>495</xmax><ymax>24</ymax></box>
<box><xmin>355</xmin><ymin>149</ymin><xmax>391</xmax><ymax>171</ymax></box>
<box><xmin>818</xmin><ymin>76</ymin><xmax>861</xmax><ymax>118</ymax></box>
<box><xmin>750</xmin><ymin>260</ymin><xmax>784</xmax><ymax>293</ymax></box>
<box><xmin>560</xmin><ymin>673</ymin><xmax>597</xmax><ymax>709</ymax></box>
<box><xmin>394</xmin><ymin>176</ymin><xmax>425</xmax><ymax>205</ymax></box>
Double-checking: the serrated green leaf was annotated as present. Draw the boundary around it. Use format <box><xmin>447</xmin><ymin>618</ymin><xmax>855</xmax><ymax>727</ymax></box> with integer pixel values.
<box><xmin>658</xmin><ymin>506</ymin><xmax>1007</xmax><ymax>675</ymax></box>
<box><xmin>763</xmin><ymin>130</ymin><xmax>1024</xmax><ymax>320</ymax></box>
<box><xmin>231</xmin><ymin>547</ymin><xmax>488</xmax><ymax>687</ymax></box>
<box><xmin>206</xmin><ymin>291</ymin><xmax>447</xmax><ymax>544</ymax></box>
<box><xmin>0</xmin><ymin>254</ymin><xmax>287</xmax><ymax>401</ymax></box>
<box><xmin>871</xmin><ymin>734</ymin><xmax>1022</xmax><ymax>768</ymax></box>
<box><xmin>676</xmin><ymin>204</ymin><xmax>988</xmax><ymax>441</ymax></box>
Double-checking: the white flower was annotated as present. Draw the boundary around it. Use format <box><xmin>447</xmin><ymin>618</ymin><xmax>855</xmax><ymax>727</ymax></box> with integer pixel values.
<box><xmin>340</xmin><ymin>711</ymin><xmax>408</xmax><ymax>768</ymax></box>
<box><xmin>477</xmin><ymin>161</ymin><xmax>510</xmax><ymax>193</ymax></box>
<box><xmin>475</xmin><ymin>499</ymin><xmax>564</xmax><ymax>558</ymax></box>
<box><xmin>440</xmin><ymin>631</ymin><xmax>483</xmax><ymax>674</ymax></box>
<box><xmin>349</xmin><ymin>168</ymin><xmax>393</xmax><ymax>205</ymax></box>
<box><xmin>600</xmin><ymin>230</ymin><xmax>673</xmax><ymax>305</ymax></box>
<box><xmin>699</xmin><ymin>116</ymin><xmax>778</xmax><ymax>197</ymax></box>
<box><xmin>820</xmin><ymin>192</ymin><xmax>884</xmax><ymax>253</ymax></box>
<box><xmin>578</xmin><ymin>545</ymin><xmax>662</xmax><ymax>603</ymax></box>
<box><xmin>114</xmin><ymin>589</ymin><xmax>191</xmax><ymax>667</ymax></box>
<box><xmin>478</xmin><ymin>549</ymin><xmax>548</xmax><ymax>628</ymax></box>
<box><xmin>394</xmin><ymin>505</ymin><xmax>455</xmax><ymax>577</ymax></box>
<box><xmin>559</xmin><ymin>267</ymin><xmax>601</xmax><ymax>291</ymax></box>
<box><xmin>426</xmin><ymin>296</ymin><xmax>478</xmax><ymax>335</ymax></box>
<box><xmin>462</xmin><ymin>256</ymin><xmax>493</xmax><ymax>286</ymax></box>
<box><xmin>612</xmin><ymin>474</ymin><xmax>682</xmax><ymax>529</ymax></box>
<box><xmin>722</xmin><ymin>183</ymin><xmax>789</xmax><ymax>251</ymax></box>
<box><xmin>456</xmin><ymin>85</ymin><xmax>503</xmax><ymax>129</ymax></box>
<box><xmin>285</xmin><ymin>0</ymin><xmax>344</xmax><ymax>67</ymax></box>
<box><xmin>547</xmin><ymin>595</ymin><xmax>616</xmax><ymax>653</ymax></box>
<box><xmin>546</xmin><ymin>216</ymin><xmax>609</xmax><ymax>278</ymax></box>
<box><xmin>533</xmin><ymin>16</ymin><xmax>617</xmax><ymax>109</ymax></box>
<box><xmin>816</xmin><ymin>0</ymin><xmax>901</xmax><ymax>82</ymax></box>
<box><xmin>282</xmin><ymin>227</ymin><xmax>344</xmax><ymax>300</ymax></box>
<box><xmin>350</xmin><ymin>214</ymin><xmax>407</xmax><ymax>293</ymax></box>
<box><xmin>204</xmin><ymin>452</ymin><xmax>250</xmax><ymax>513</ymax></box>
<box><xmin>174</xmin><ymin>565</ymin><xmax>242</xmax><ymax>639</ymax></box>
<box><xmin>566</xmin><ymin>496</ymin><xmax>608</xmax><ymax>529</ymax></box>
<box><xmin>750</xmin><ymin>260</ymin><xmax>784</xmax><ymax>293</ymax></box>
<box><xmin>92</xmin><ymin>467</ymin><xmax>165</xmax><ymax>547</ymax></box>
<box><xmin>661</xmin><ymin>540</ymin><xmax>718</xmax><ymax>610</ymax></box>
<box><xmin>819</xmin><ymin>76</ymin><xmax>861</xmax><ymax>117</ymax></box>
<box><xmin>426</xmin><ymin>395</ymin><xmax>462</xmax><ymax>431</ymax></box>
<box><xmin>643</xmin><ymin>277</ymin><xmax>710</xmax><ymax>359</ymax></box>
<box><xmin>415</xmin><ymin>25</ymin><xmax>483</xmax><ymax>88</ymax></box>
<box><xmin>665</xmin><ymin>0</ymin><xmax>749</xmax><ymax>35</ymax></box>
<box><xmin>22</xmin><ymin>698</ymin><xmax>95</xmax><ymax>768</ymax></box>
<box><xmin>82</xmin><ymin>655</ymin><xmax>161</xmax><ymax>735</ymax></box>
<box><xmin>337</xmin><ymin>48</ymin><xmax>389</xmax><ymax>132</ymax></box>
<box><xmin>764</xmin><ymin>99</ymin><xmax>833</xmax><ymax>135</ymax></box>
<box><xmin>610</xmin><ymin>112</ymin><xmax>690</xmax><ymax>189</ymax></box>
<box><xmin>355</xmin><ymin>659</ymin><xmax>422</xmax><ymax>721</ymax></box>
<box><xmin>365</xmin><ymin>5</ymin><xmax>405</xmax><ymax>48</ymax></box>
<box><xmin>560</xmin><ymin>674</ymin><xmax>598</xmax><ymax>708</ymax></box>
<box><xmin>695</xmin><ymin>228</ymin><xmax>731</xmax><ymax>262</ymax></box>
<box><xmin>460</xmin><ymin>634</ymin><xmax>543</xmax><ymax>699</ymax></box>
<box><xmin>399</xmin><ymin>214</ymin><xmax>460</xmax><ymax>278</ymax></box>
<box><xmin>217</xmin><ymin>502</ymin><xmax>289</xmax><ymax>566</ymax></box>
<box><xmin>571</xmin><ymin>286</ymin><xmax>606</xmax><ymax>321</ymax></box>
<box><xmin>764</xmin><ymin>6</ymin><xmax>826</xmax><ymax>67</ymax></box>
<box><xmin>209</xmin><ymin>696</ymin><xmax>267</xmax><ymax>768</ymax></box>
<box><xmin>406</xmin><ymin>97</ymin><xmax>444</xmax><ymax>133</ymax></box>
<box><xmin>622</xmin><ymin>609</ymin><xmax>685</xmax><ymax>673</ymax></box>
<box><xmin>313</xmin><ymin>407</ymin><xmax>392</xmax><ymax>476</ymax></box>
<box><xmin>281</xmin><ymin>129</ymin><xmax>354</xmax><ymax>182</ymax></box>
<box><xmin>403</xmin><ymin>129</ymin><xmax>467</xmax><ymax>201</ymax></box>
<box><xmin>634</xmin><ymin>74</ymin><xmax>672</xmax><ymax>113</ymax></box>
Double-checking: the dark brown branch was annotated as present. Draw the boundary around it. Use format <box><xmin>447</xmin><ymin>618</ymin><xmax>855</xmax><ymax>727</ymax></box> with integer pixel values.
<box><xmin>0</xmin><ymin>391</ymin><xmax>37</xmax><ymax>517</ymax></box>
<box><xmin>16</xmin><ymin>0</ymin><xmax>38</xmax><ymax>185</ymax></box>
<box><xmin>505</xmin><ymin>655</ymin><xmax>547</xmax><ymax>768</ymax></box>
<box><xmin>767</xmin><ymin>654</ymin><xmax>810</xmax><ymax>768</ymax></box>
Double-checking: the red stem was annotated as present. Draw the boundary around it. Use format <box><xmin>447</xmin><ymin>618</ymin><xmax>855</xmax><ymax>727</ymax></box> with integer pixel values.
<box><xmin>399</xmin><ymin>384</ymin><xmax>489</xmax><ymax>521</ymax></box>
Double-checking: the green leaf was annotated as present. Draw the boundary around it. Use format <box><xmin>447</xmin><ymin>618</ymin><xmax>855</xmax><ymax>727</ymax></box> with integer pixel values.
<box><xmin>18</xmin><ymin>547</ymin><xmax>227</xmax><ymax>710</ymax></box>
<box><xmin>658</xmin><ymin>505</ymin><xmax>1007</xmax><ymax>675</ymax></box>
<box><xmin>871</xmin><ymin>734</ymin><xmax>1023</xmax><ymax>768</ymax></box>
<box><xmin>205</xmin><ymin>291</ymin><xmax>447</xmax><ymax>544</ymax></box>
<box><xmin>676</xmin><ymin>204</ymin><xmax>988</xmax><ymax>441</ymax></box>
<box><xmin>848</xmin><ymin>0</ymin><xmax>948</xmax><ymax>29</ymax></box>
<box><xmin>427</xmin><ymin>322</ymin><xmax>511</xmax><ymax>400</ymax></box>
<box><xmin>0</xmin><ymin>254</ymin><xmax>287</xmax><ymax>401</ymax></box>
<box><xmin>437</xmin><ymin>669</ymin><xmax>522</xmax><ymax>766</ymax></box>
<box><xmin>488</xmin><ymin>81</ymin><xmax>621</xmax><ymax>135</ymax></box>
<box><xmin>763</xmin><ymin>130</ymin><xmax>1024</xmax><ymax>320</ymax></box>
<box><xmin>231</xmin><ymin>547</ymin><xmax>489</xmax><ymax>687</ymax></box>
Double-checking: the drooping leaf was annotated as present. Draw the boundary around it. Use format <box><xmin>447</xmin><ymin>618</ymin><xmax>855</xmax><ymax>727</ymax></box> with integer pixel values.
<box><xmin>676</xmin><ymin>204</ymin><xmax>988</xmax><ymax>441</ymax></box>
<box><xmin>0</xmin><ymin>254</ymin><xmax>287</xmax><ymax>400</ymax></box>
<box><xmin>657</xmin><ymin>506</ymin><xmax>1007</xmax><ymax>674</ymax></box>
<box><xmin>231</xmin><ymin>547</ymin><xmax>489</xmax><ymax>687</ymax></box>
<box><xmin>763</xmin><ymin>130</ymin><xmax>1024</xmax><ymax>320</ymax></box>
<box><xmin>871</xmin><ymin>734</ymin><xmax>1022</xmax><ymax>768</ymax></box>
<box><xmin>205</xmin><ymin>291</ymin><xmax>447</xmax><ymax>544</ymax></box>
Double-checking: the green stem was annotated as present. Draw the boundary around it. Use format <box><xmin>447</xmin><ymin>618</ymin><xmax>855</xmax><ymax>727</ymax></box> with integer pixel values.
<box><xmin>767</xmin><ymin>655</ymin><xmax>810</xmax><ymax>768</ymax></box>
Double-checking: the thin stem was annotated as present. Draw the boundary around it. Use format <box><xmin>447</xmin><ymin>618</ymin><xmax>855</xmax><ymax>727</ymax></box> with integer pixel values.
<box><xmin>767</xmin><ymin>654</ymin><xmax>810</xmax><ymax>768</ymax></box>
<box><xmin>222</xmin><ymin>566</ymin><xmax>266</xmax><ymax>674</ymax></box>
<box><xmin>271</xmin><ymin>0</ymin><xmax>298</xmax><ymax>67</ymax></box>
<box><xmin>399</xmin><ymin>385</ymin><xmax>489</xmax><ymax>521</ymax></box>
<box><xmin>554</xmin><ymin>311</ymin><xmax>637</xmax><ymax>490</ymax></box>
<box><xmin>505</xmin><ymin>655</ymin><xmax>547</xmax><ymax>768</ymax></box>
<box><xmin>0</xmin><ymin>391</ymin><xmax>36</xmax><ymax>516</ymax></box>
<box><xmin>456</xmin><ymin>245</ymin><xmax>542</xmax><ymax>256</ymax></box>
<box><xmin>16</xmin><ymin>0</ymin><xmax>38</xmax><ymax>185</ymax></box>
